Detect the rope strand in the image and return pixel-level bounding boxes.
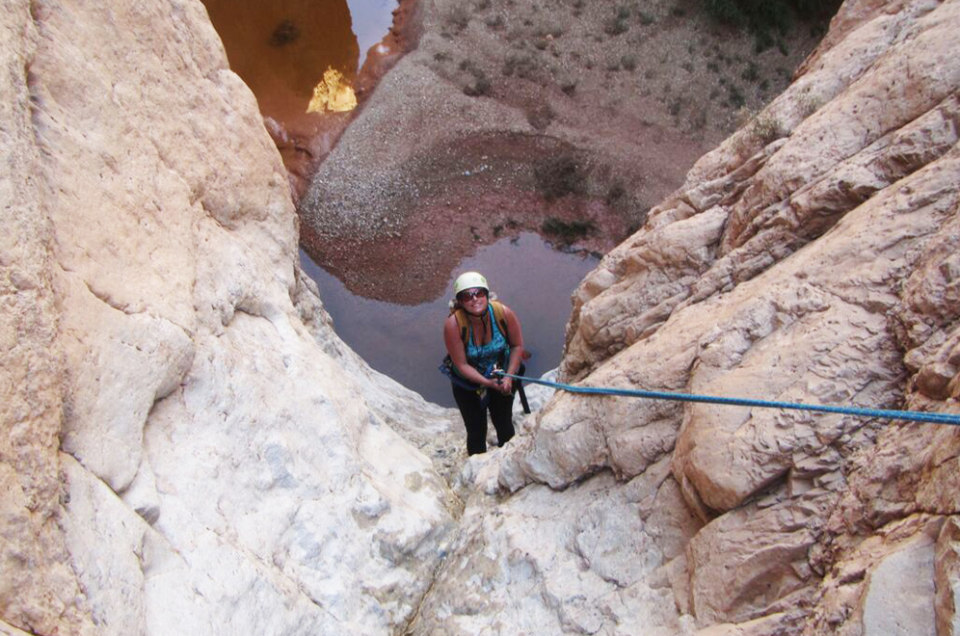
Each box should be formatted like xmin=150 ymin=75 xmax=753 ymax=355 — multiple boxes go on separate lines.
xmin=494 ymin=372 xmax=960 ymax=426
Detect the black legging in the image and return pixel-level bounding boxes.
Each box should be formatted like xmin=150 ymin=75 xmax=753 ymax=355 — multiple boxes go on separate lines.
xmin=452 ymin=383 xmax=515 ymax=455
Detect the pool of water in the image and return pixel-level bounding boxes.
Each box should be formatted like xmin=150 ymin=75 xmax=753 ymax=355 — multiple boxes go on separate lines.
xmin=300 ymin=233 xmax=599 ymax=407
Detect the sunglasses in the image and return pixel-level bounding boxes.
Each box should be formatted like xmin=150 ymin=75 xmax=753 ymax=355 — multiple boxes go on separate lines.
xmin=458 ymin=288 xmax=488 ymax=301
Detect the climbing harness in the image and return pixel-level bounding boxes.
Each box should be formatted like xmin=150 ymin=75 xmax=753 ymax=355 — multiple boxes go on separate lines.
xmin=493 ymin=371 xmax=960 ymax=426
xmin=439 ymin=359 xmax=531 ymax=413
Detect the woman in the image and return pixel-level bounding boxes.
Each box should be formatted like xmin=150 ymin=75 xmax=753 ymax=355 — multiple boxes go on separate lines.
xmin=443 ymin=271 xmax=525 ymax=455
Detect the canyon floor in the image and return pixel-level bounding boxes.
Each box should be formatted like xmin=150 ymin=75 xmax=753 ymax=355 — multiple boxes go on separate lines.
xmin=296 ymin=0 xmax=835 ymax=304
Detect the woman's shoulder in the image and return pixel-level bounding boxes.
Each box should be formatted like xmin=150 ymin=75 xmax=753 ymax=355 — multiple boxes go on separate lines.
xmin=493 ymin=300 xmax=515 ymax=316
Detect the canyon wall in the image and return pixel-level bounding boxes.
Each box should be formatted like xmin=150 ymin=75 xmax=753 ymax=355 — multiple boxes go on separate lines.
xmin=0 ymin=1 xmax=463 ymax=634
xmin=3 ymin=0 xmax=960 ymax=634
xmin=418 ymin=0 xmax=960 ymax=633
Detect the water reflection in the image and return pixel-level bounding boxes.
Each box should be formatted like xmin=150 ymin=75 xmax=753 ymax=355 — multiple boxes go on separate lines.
xmin=201 ymin=0 xmax=400 ymax=197
xmin=300 ymin=234 xmax=599 ymax=406
xmin=201 ymin=0 xmax=359 ymax=125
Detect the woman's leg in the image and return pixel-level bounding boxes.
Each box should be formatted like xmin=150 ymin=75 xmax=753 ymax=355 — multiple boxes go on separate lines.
xmin=487 ymin=390 xmax=515 ymax=447
xmin=452 ymin=384 xmax=488 ymax=455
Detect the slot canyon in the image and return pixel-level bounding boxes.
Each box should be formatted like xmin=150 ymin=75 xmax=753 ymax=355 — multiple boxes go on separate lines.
xmin=2 ymin=0 xmax=959 ymax=634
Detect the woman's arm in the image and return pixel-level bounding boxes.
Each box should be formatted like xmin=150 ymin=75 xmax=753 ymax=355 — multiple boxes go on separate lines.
xmin=443 ymin=315 xmax=500 ymax=389
xmin=500 ymin=305 xmax=525 ymax=394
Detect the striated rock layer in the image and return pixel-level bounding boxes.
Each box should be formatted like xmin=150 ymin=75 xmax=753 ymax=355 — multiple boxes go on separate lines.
xmin=1 ymin=0 xmax=463 ymax=634
xmin=416 ymin=0 xmax=960 ymax=633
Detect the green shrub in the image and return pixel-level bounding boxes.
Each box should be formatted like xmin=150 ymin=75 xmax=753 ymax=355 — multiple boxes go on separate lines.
xmin=605 ymin=182 xmax=626 ymax=205
xmin=534 ymin=155 xmax=586 ymax=201
xmin=445 ymin=6 xmax=470 ymax=34
xmin=726 ymin=84 xmax=746 ymax=108
xmin=750 ymin=112 xmax=783 ymax=144
xmin=503 ymin=53 xmax=541 ymax=80
xmin=485 ymin=15 xmax=505 ymax=29
xmin=541 ymin=217 xmax=595 ymax=242
xmin=702 ymin=0 xmax=841 ymax=42
xmin=460 ymin=60 xmax=491 ymax=96
xmin=668 ymin=97 xmax=683 ymax=116
xmin=604 ymin=17 xmax=629 ymax=35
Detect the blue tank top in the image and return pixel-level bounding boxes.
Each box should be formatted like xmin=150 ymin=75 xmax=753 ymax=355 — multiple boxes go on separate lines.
xmin=465 ymin=305 xmax=509 ymax=375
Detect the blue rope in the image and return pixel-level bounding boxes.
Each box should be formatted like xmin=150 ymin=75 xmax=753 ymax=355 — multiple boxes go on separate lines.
xmin=495 ymin=372 xmax=960 ymax=427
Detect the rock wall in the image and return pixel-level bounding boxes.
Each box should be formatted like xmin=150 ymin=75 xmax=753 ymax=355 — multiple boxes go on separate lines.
xmin=4 ymin=0 xmax=960 ymax=634
xmin=0 ymin=1 xmax=463 ymax=634
xmin=417 ymin=0 xmax=959 ymax=633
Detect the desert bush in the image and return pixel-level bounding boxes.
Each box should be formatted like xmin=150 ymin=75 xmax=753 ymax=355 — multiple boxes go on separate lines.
xmin=464 ymin=74 xmax=491 ymax=96
xmin=690 ymin=107 xmax=708 ymax=130
xmin=503 ymin=53 xmax=541 ymax=80
xmin=796 ymin=89 xmax=823 ymax=118
xmin=527 ymin=104 xmax=555 ymax=131
xmin=445 ymin=5 xmax=470 ymax=34
xmin=534 ymin=155 xmax=586 ymax=201
xmin=558 ymin=76 xmax=577 ymax=95
xmin=702 ymin=0 xmax=841 ymax=34
xmin=604 ymin=4 xmax=633 ymax=35
xmin=541 ymin=217 xmax=595 ymax=242
xmin=485 ymin=15 xmax=505 ymax=29
xmin=604 ymin=17 xmax=629 ymax=36
xmin=668 ymin=97 xmax=683 ymax=116
xmin=460 ymin=60 xmax=491 ymax=96
xmin=605 ymin=182 xmax=626 ymax=205
xmin=704 ymin=0 xmax=838 ymax=58
xmin=750 ymin=112 xmax=784 ymax=144
xmin=726 ymin=83 xmax=746 ymax=108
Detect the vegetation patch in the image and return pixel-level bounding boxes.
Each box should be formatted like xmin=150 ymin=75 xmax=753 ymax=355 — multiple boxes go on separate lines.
xmin=605 ymin=182 xmax=626 ymax=205
xmin=541 ymin=217 xmax=596 ymax=243
xmin=460 ymin=60 xmax=491 ymax=96
xmin=750 ymin=112 xmax=784 ymax=144
xmin=604 ymin=5 xmax=633 ymax=36
xmin=534 ymin=155 xmax=586 ymax=201
xmin=444 ymin=5 xmax=471 ymax=35
xmin=503 ymin=53 xmax=542 ymax=81
xmin=702 ymin=0 xmax=841 ymax=52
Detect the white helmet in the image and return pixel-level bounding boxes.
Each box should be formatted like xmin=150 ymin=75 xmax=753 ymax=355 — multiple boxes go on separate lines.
xmin=453 ymin=271 xmax=489 ymax=295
